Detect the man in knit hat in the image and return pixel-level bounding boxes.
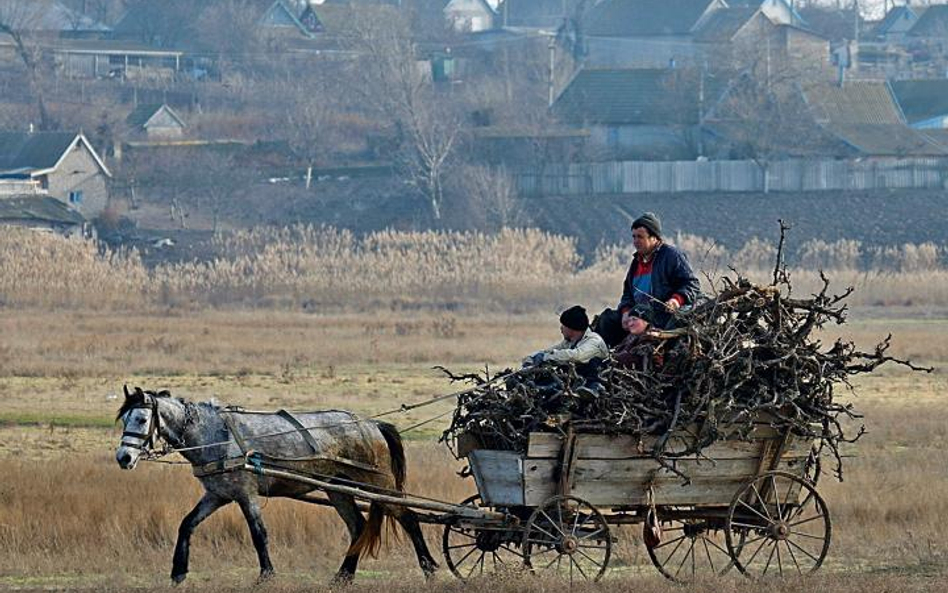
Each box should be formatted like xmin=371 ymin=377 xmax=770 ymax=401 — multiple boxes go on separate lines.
xmin=524 ymin=305 xmax=609 ymax=371
xmin=617 ymin=212 xmax=700 ymax=330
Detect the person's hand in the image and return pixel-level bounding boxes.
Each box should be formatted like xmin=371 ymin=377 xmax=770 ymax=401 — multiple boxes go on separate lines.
xmin=665 ymin=298 xmax=681 ymax=312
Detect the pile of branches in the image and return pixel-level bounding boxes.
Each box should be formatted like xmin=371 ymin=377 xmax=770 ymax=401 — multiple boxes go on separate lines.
xmin=441 ymin=230 xmax=929 ymax=481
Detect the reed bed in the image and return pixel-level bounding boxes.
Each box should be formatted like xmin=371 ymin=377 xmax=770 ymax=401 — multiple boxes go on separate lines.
xmin=1 ymin=226 xmax=946 ymax=312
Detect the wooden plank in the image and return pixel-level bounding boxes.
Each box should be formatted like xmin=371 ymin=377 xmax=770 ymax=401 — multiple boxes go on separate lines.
xmin=523 ymin=457 xmax=810 ymax=508
xmin=468 ymin=450 xmax=524 ymax=506
xmin=527 ymin=432 xmax=813 ymax=462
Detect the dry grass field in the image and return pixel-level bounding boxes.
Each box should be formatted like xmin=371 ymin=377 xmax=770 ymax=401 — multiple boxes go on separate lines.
xmin=0 ymin=307 xmax=946 ymax=592
xmin=2 ymin=227 xmax=948 ymax=591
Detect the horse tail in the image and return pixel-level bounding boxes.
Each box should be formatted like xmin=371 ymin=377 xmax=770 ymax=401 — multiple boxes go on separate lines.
xmin=348 ymin=421 xmax=406 ymax=558
xmin=376 ymin=421 xmax=406 ymax=491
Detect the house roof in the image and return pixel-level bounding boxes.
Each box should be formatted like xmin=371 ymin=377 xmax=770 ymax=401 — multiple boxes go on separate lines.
xmin=890 ymin=79 xmax=948 ymax=125
xmin=301 ymin=4 xmax=401 ymax=35
xmin=908 ymin=5 xmax=948 ymax=37
xmin=0 ymin=132 xmax=111 ymax=177
xmin=126 ymin=104 xmax=186 ymax=129
xmin=495 ymin=0 xmax=581 ymax=29
xmin=553 ymin=68 xmax=710 ymax=125
xmin=827 ymin=123 xmax=948 ymax=156
xmin=804 ymin=81 xmax=905 ymax=126
xmin=692 ymin=7 xmax=759 ymax=42
xmin=0 ymin=196 xmax=85 ymax=225
xmin=113 ymin=0 xmax=311 ymax=48
xmin=583 ymin=0 xmax=717 ymax=37
xmin=32 ymin=1 xmax=111 ymax=33
xmin=875 ymin=5 xmax=922 ymax=35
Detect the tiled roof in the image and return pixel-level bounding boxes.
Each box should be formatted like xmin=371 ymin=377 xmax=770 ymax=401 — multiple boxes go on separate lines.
xmin=583 ymin=0 xmax=716 ymax=37
xmin=0 ymin=132 xmax=78 ymax=173
xmin=890 ymin=79 xmax=948 ymax=124
xmin=804 ymin=82 xmax=904 ymax=126
xmin=553 ymin=68 xmax=706 ymax=125
xmin=692 ymin=7 xmax=759 ymax=42
xmin=125 ymin=104 xmax=185 ymax=129
xmin=0 ymin=196 xmax=85 ymax=225
xmin=827 ymin=124 xmax=948 ymax=156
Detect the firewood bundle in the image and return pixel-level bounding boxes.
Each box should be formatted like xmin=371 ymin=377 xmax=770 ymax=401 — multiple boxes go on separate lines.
xmin=441 ymin=270 xmax=928 ymax=481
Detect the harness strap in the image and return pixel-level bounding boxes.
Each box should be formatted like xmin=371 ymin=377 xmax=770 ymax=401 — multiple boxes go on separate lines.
xmin=192 ymin=457 xmax=246 ymax=478
xmin=220 ymin=412 xmax=251 ymax=455
xmin=277 ymin=409 xmax=322 ymax=455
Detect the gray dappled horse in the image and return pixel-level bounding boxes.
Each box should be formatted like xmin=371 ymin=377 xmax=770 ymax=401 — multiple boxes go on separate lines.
xmin=115 ymin=386 xmax=438 ymax=584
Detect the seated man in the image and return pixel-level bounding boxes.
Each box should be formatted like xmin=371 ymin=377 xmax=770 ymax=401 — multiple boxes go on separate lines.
xmin=524 ymin=305 xmax=609 ymax=392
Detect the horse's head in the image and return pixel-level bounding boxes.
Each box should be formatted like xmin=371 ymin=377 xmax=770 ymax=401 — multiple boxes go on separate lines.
xmin=115 ymin=385 xmax=165 ymax=469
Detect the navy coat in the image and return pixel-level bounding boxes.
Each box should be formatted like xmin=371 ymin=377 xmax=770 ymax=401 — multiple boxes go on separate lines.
xmin=618 ymin=243 xmax=700 ymax=328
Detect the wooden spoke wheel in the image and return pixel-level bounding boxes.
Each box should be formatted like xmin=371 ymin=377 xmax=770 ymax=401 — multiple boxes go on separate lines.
xmin=522 ymin=495 xmax=611 ymax=583
xmin=725 ymin=471 xmax=831 ymax=578
xmin=442 ymin=495 xmax=526 ymax=580
xmin=644 ymin=511 xmax=740 ymax=582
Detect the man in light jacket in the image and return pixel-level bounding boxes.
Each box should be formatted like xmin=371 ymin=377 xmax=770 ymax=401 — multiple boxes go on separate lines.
xmin=524 ymin=306 xmax=609 ymax=391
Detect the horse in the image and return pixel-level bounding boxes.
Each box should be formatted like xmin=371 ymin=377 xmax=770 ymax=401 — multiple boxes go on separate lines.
xmin=114 ymin=386 xmax=438 ymax=585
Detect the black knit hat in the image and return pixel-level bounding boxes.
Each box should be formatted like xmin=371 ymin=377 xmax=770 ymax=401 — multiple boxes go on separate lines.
xmin=632 ymin=212 xmax=662 ymax=238
xmin=559 ymin=305 xmax=589 ymax=332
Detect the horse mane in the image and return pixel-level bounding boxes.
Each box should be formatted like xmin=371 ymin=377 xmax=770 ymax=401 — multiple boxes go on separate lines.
xmin=114 ymin=386 xmax=172 ymax=420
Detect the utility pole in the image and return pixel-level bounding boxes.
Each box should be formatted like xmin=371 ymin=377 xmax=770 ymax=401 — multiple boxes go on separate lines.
xmin=853 ymin=0 xmax=860 ymax=74
xmin=548 ymin=36 xmax=556 ymax=107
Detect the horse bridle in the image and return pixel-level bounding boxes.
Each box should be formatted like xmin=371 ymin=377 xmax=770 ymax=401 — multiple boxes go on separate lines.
xmin=121 ymin=394 xmax=161 ymax=453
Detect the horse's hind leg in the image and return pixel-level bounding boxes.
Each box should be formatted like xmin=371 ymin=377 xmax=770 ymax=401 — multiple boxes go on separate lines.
xmin=171 ymin=493 xmax=228 ymax=584
xmin=236 ymin=496 xmax=275 ymax=581
xmin=391 ymin=507 xmax=438 ymax=578
xmin=328 ymin=492 xmax=366 ymax=584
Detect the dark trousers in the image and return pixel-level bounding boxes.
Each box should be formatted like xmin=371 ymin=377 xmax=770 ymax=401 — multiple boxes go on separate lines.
xmin=592 ymin=308 xmax=627 ymax=348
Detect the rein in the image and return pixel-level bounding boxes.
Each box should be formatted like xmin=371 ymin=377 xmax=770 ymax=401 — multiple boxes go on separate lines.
xmin=132 ymin=370 xmax=517 ymax=462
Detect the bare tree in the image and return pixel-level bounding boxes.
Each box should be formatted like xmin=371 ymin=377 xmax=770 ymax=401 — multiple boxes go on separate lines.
xmin=342 ymin=9 xmax=464 ymax=220
xmin=451 ymin=164 xmax=527 ymax=229
xmin=0 ymin=0 xmax=55 ymax=129
xmin=196 ymin=0 xmax=264 ymax=74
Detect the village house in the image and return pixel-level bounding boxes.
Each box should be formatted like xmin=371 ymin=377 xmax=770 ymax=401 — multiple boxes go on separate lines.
xmin=443 ymin=0 xmax=496 ymax=33
xmin=0 ymin=196 xmax=88 ymax=237
xmin=802 ymin=80 xmax=948 ymax=157
xmin=125 ymin=104 xmax=187 ymax=140
xmin=494 ymin=0 xmax=584 ymax=30
xmin=552 ymin=67 xmax=716 ymax=160
xmin=0 ymin=131 xmax=112 ymax=219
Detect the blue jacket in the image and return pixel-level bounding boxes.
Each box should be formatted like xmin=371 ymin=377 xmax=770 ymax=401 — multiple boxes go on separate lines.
xmin=618 ymin=243 xmax=700 ymax=328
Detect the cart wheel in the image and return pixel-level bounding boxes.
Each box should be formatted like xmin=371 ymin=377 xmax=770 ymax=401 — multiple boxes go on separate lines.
xmin=644 ymin=511 xmax=740 ymax=582
xmin=522 ymin=495 xmax=611 ymax=583
xmin=725 ymin=471 xmax=831 ymax=577
xmin=442 ymin=495 xmax=526 ymax=580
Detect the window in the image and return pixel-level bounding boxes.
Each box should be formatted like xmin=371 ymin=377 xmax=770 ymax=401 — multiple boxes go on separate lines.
xmin=68 ymin=191 xmax=83 ymax=204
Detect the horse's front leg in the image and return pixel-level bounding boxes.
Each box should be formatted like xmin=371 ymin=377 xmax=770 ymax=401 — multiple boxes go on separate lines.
xmin=237 ymin=497 xmax=275 ymax=581
xmin=172 ymin=493 xmax=228 ymax=584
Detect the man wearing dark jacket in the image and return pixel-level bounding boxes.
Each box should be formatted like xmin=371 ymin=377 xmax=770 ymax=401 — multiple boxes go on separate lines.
xmin=618 ymin=212 xmax=700 ymax=330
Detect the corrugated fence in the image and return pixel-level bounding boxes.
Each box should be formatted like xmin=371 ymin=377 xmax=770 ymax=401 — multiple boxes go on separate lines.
xmin=516 ymin=158 xmax=948 ymax=196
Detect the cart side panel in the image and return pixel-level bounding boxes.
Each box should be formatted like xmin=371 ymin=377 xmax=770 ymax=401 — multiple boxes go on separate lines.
xmin=527 ymin=432 xmax=812 ymax=460
xmin=468 ymin=449 xmax=524 ymax=506
xmin=523 ymin=432 xmax=813 ymax=508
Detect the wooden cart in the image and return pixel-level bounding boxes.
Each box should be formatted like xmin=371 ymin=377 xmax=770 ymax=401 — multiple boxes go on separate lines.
xmin=442 ymin=421 xmax=829 ymax=583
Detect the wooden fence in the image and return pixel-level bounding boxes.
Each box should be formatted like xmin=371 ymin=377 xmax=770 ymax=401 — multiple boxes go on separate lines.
xmin=516 ymin=158 xmax=948 ymax=196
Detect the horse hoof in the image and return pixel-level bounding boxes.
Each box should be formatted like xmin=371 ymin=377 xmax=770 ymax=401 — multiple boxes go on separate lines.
xmin=330 ymin=573 xmax=354 ymax=587
xmin=171 ymin=573 xmax=187 ymax=586
xmin=256 ymin=570 xmax=275 ymax=585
